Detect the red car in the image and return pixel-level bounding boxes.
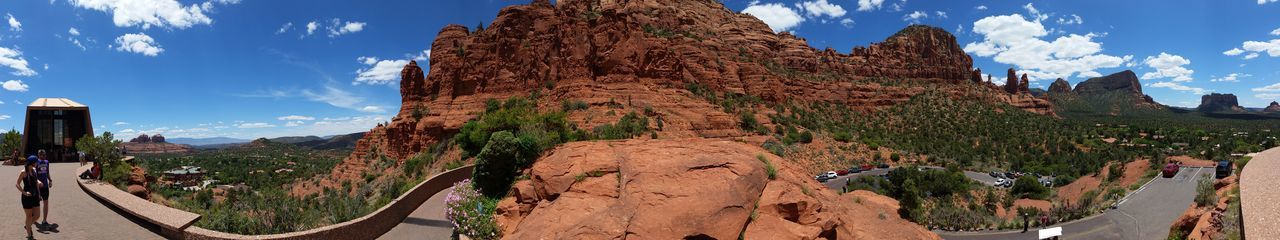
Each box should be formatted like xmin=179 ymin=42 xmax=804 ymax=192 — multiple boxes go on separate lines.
xmin=1162 ymin=163 xmax=1180 ymax=178
xmin=861 ymin=165 xmax=874 ymax=171
xmin=837 ymin=169 xmax=850 ymax=176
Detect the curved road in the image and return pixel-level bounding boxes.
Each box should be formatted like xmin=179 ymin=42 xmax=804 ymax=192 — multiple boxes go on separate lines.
xmin=0 ymin=163 xmax=164 ymax=240
xmin=939 ymin=167 xmax=1211 ymax=240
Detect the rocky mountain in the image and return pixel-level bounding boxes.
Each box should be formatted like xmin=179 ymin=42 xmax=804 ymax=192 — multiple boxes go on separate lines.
xmin=1198 ymin=93 xmax=1246 ymax=113
xmin=1072 ymin=70 xmax=1147 ymax=97
xmin=166 ymin=137 xmax=249 ymax=146
xmin=294 ymin=132 xmax=365 ymax=150
xmin=1048 ymin=78 xmax=1071 ymax=94
xmin=1264 ymin=101 xmax=1280 ymax=113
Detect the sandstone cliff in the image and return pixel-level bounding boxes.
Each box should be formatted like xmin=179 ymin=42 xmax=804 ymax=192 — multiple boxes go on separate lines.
xmin=1198 ymin=93 xmax=1245 ymax=113
xmin=1264 ymin=101 xmax=1280 ymax=113
xmin=1048 ymin=78 xmax=1071 ymax=95
xmin=495 ymin=139 xmax=939 ymax=240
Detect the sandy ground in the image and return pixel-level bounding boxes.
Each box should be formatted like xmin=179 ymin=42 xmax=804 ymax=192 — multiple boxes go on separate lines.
xmin=1169 ymin=155 xmax=1217 ymax=167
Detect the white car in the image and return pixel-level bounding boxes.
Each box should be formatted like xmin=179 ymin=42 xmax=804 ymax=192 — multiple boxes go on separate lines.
xmin=824 ymin=171 xmax=838 ymax=179
xmin=994 ymin=178 xmax=1010 ymax=187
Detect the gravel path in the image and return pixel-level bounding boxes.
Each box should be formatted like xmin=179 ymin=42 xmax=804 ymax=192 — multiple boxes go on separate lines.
xmin=1241 ymin=147 xmax=1280 ymax=239
xmin=0 ymin=163 xmax=163 ymax=240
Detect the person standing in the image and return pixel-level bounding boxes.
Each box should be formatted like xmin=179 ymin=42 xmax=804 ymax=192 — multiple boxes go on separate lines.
xmin=35 ymin=150 xmax=51 ymax=227
xmin=16 ymin=160 xmax=43 ymax=240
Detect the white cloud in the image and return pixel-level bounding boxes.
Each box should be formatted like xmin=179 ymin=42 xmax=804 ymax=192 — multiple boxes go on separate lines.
xmin=0 ymin=47 xmax=36 ymax=76
xmin=68 ymin=27 xmax=80 ymax=36
xmin=301 ymin=85 xmax=369 ymax=112
xmin=1056 ymin=14 xmax=1082 ymax=25
xmin=284 ymin=121 xmax=304 ymax=127
xmin=236 ymin=122 xmax=275 ymax=129
xmin=964 ymin=14 xmax=1129 ymax=81
xmin=114 ymin=33 xmax=164 ymax=56
xmin=276 ymin=115 xmax=314 ymax=121
xmin=903 ymin=11 xmax=928 ymax=23
xmin=1260 ymin=0 xmax=1278 ymax=5
xmin=796 ymin=0 xmax=846 ymax=18
xmin=1237 ymin=39 xmax=1280 ymax=57
xmin=2 ymin=80 xmax=27 ymax=92
xmin=1210 ymin=73 xmax=1250 ymax=82
xmin=742 ymin=2 xmax=805 ymax=33
xmin=355 ymin=58 xmax=409 ymax=85
xmin=840 ymin=18 xmax=854 ymax=28
xmin=1245 ymin=53 xmax=1260 ymax=60
xmin=114 ymin=121 xmax=128 ymax=125
xmin=975 ymin=5 xmax=988 ymax=10
xmin=1149 ymin=81 xmax=1208 ymax=95
xmin=935 ymin=11 xmax=948 ymax=19
xmin=857 ymin=0 xmax=886 ymax=11
xmin=1224 ymin=48 xmax=1244 ymax=56
xmin=1272 ymin=27 xmax=1280 ymax=36
xmin=1022 ymin=3 xmax=1049 ymax=22
xmin=412 ymin=50 xmax=430 ymax=61
xmin=69 ymin=0 xmax=225 ymax=29
xmin=0 ymin=115 xmax=9 ymax=120
xmin=275 ymin=22 xmax=292 ymax=34
xmin=6 ymin=14 xmax=21 ymax=32
xmin=305 ymin=21 xmax=318 ymax=35
xmin=1253 ymin=82 xmax=1280 ymax=92
xmin=359 ymin=106 xmax=385 ymax=113
xmin=1139 ymin=52 xmax=1194 ymax=82
xmin=326 ymin=19 xmax=365 ymax=37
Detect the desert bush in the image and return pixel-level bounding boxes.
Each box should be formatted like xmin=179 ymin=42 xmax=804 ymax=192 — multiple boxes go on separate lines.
xmin=473 ymin=131 xmax=521 ymax=197
xmin=1194 ymin=177 xmax=1217 ymax=207
xmin=756 ymin=154 xmax=776 ymax=180
xmin=1011 ymin=175 xmax=1049 ymax=200
xmin=593 ymin=111 xmax=650 ymax=140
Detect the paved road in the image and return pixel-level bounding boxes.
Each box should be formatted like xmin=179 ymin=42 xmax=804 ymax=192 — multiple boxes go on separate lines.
xmin=1242 ymin=147 xmax=1280 ymax=239
xmin=940 ymin=167 xmax=1211 ymax=240
xmin=378 ymin=186 xmax=455 ymax=240
xmin=0 ymin=163 xmax=164 ymax=240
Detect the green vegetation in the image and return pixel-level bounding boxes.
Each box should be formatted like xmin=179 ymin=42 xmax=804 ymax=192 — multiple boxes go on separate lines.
xmin=1011 ymin=175 xmax=1050 ymax=200
xmin=757 ymin=154 xmax=776 ymax=180
xmin=445 ymin=179 xmax=501 ymax=240
xmin=1194 ymin=176 xmax=1217 ymax=207
xmin=77 ymin=132 xmax=129 ymax=187
xmin=593 ymin=111 xmax=650 ymax=140
xmin=0 ymin=129 xmax=19 ymax=158
xmin=843 ymin=175 xmax=891 ymax=195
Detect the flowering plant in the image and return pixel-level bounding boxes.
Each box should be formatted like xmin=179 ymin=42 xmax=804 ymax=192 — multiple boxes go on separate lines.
xmin=444 ymin=179 xmax=501 ymax=239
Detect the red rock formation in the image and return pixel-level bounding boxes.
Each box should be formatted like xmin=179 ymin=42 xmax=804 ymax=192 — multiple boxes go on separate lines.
xmin=1265 ymin=101 xmax=1280 ymax=112
xmin=1005 ymin=68 xmax=1019 ymax=94
xmin=495 ymin=139 xmax=939 ymax=240
xmin=1048 ymin=78 xmax=1071 ymax=94
xmin=130 ymin=134 xmax=152 ymax=143
xmin=151 ymin=134 xmax=166 ymax=143
xmin=1019 ymin=73 xmax=1031 ymax=93
xmin=971 ymin=68 xmax=983 ymax=84
xmin=303 ymin=0 xmax=1056 ymax=196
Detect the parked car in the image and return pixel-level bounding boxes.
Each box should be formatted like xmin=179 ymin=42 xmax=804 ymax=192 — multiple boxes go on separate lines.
xmin=877 ymin=163 xmax=890 ymax=168
xmin=994 ymin=178 xmax=1011 ymax=187
xmin=1162 ymin=163 xmax=1180 ymax=178
xmin=815 ymin=174 xmax=830 ymax=182
xmin=848 ymin=167 xmax=863 ymax=174
xmin=837 ymin=169 xmax=850 ymax=176
xmin=861 ymin=165 xmax=874 ymax=171
xmin=1216 ymin=160 xmax=1233 ymax=179
xmin=989 ymin=171 xmax=1001 ymax=178
xmin=1039 ymin=178 xmax=1053 ymax=187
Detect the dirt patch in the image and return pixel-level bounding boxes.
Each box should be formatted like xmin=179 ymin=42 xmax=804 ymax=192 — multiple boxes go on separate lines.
xmin=1169 ymin=155 xmax=1217 ymax=167
xmin=1118 ymin=159 xmax=1151 ymax=187
xmin=998 ymin=198 xmax=1052 ymax=219
xmin=1056 ymin=173 xmax=1101 ymax=205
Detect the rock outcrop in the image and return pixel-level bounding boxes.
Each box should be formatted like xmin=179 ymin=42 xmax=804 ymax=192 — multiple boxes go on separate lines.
xmin=1047 ymin=78 xmax=1071 ymax=94
xmin=1198 ymin=93 xmax=1245 ymax=113
xmin=121 ymin=142 xmax=192 ymax=154
xmin=1005 ymin=68 xmax=1019 ymax=94
xmin=1072 ymin=70 xmax=1144 ymax=96
xmin=495 ymin=139 xmax=939 ymax=240
xmin=1265 ymin=101 xmax=1280 ymax=113
xmin=1019 ymin=73 xmax=1030 ymax=93
xmin=130 ymin=134 xmax=152 ymax=143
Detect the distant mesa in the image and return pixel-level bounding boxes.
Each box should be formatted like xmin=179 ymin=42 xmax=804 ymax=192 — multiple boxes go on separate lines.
xmin=1197 ymin=93 xmax=1246 ymax=113
xmin=1072 ymin=70 xmax=1146 ymax=97
xmin=122 ymin=134 xmax=191 ymax=154
xmin=1265 ymin=101 xmax=1280 ymax=113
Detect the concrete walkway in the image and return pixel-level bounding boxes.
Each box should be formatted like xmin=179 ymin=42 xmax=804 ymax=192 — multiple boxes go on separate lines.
xmin=0 ymin=163 xmax=163 ymax=240
xmin=378 ymin=186 xmax=455 ymax=240
xmin=1241 ymin=147 xmax=1280 ymax=239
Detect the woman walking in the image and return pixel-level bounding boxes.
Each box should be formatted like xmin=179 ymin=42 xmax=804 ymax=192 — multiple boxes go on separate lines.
xmin=15 ymin=160 xmax=43 ymax=240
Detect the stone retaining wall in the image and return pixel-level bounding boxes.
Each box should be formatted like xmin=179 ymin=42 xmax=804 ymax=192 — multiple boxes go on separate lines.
xmin=78 ymin=163 xmax=475 ymax=240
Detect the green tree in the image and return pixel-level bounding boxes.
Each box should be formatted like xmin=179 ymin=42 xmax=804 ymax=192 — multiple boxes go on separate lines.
xmin=1011 ymin=175 xmax=1049 ymax=200
xmin=472 ymin=131 xmax=521 ymax=197
xmin=76 ymin=132 xmax=126 ymax=184
xmin=0 ymin=128 xmax=20 ymax=160
xmin=899 ymin=179 xmax=922 ymax=221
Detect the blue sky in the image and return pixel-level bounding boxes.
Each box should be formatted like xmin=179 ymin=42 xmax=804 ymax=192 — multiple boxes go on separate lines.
xmin=0 ymin=0 xmax=1276 ymax=139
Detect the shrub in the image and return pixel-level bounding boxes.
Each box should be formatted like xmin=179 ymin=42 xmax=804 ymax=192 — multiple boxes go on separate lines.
xmin=832 ymin=131 xmax=852 ymax=142
xmin=898 ymin=179 xmax=923 ymax=221
xmin=77 ymin=132 xmax=126 ymax=184
xmin=473 ymin=131 xmax=521 ymax=197
xmin=403 ymin=152 xmax=434 ymax=178
xmin=1194 ymin=177 xmax=1217 ymax=207
xmin=593 ymin=111 xmax=650 ymax=140
xmin=797 ymin=131 xmax=814 ymax=143
xmin=0 ymin=129 xmax=18 ymax=159
xmin=739 ymin=111 xmax=759 ymax=131
xmin=757 ymin=154 xmax=776 ymax=180
xmin=444 ymin=179 xmax=501 ymax=240
xmin=1011 ymin=175 xmax=1050 ymax=200
xmin=561 ymin=100 xmax=589 ymax=112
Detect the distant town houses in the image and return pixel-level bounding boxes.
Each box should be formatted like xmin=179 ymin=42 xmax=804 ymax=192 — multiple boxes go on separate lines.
xmin=163 ymin=165 xmax=206 ymax=187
